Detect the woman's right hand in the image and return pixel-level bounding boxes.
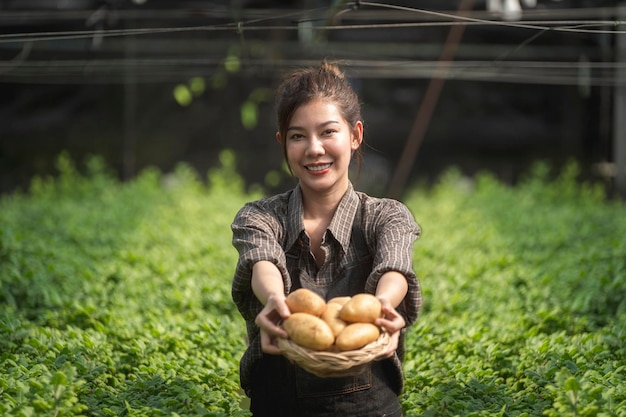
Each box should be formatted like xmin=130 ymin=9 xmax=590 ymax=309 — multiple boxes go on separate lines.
xmin=254 ymin=293 xmax=291 ymax=355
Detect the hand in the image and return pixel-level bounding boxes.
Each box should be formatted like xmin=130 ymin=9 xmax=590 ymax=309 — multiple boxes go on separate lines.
xmin=254 ymin=293 xmax=290 ymax=355
xmin=374 ymin=297 xmax=406 ymax=359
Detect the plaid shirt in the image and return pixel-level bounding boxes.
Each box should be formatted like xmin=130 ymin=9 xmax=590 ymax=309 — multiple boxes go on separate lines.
xmin=231 ymin=183 xmax=421 ymax=393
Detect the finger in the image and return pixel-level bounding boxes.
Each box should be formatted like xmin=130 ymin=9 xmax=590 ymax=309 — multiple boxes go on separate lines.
xmin=273 ymin=325 xmax=289 ymax=338
xmin=376 ymin=316 xmax=405 ymax=333
xmin=266 ymin=297 xmax=291 ymax=319
xmin=263 ymin=343 xmax=283 ymax=355
xmin=375 ymin=333 xmax=399 ymax=360
xmin=385 ymin=332 xmax=400 ymax=358
xmin=262 ymin=318 xmax=289 ymax=338
xmin=380 ymin=303 xmax=401 ymax=320
xmin=275 ymin=301 xmax=292 ymax=320
xmin=260 ymin=330 xmax=283 ymax=355
xmin=377 ymin=305 xmax=405 ymax=330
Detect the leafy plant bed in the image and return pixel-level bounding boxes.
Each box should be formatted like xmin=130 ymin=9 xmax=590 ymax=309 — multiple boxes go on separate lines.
xmin=1 ymin=154 xmax=624 ymax=416
xmin=402 ymin=164 xmax=626 ymax=417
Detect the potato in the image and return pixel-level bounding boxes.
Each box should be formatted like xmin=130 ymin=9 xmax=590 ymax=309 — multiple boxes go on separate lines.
xmin=327 ymin=296 xmax=351 ymax=307
xmin=286 ymin=288 xmax=326 ymax=316
xmin=339 ymin=293 xmax=382 ymax=323
xmin=335 ymin=323 xmax=381 ymax=351
xmin=283 ymin=313 xmax=335 ymax=351
xmin=321 ymin=302 xmax=348 ymax=337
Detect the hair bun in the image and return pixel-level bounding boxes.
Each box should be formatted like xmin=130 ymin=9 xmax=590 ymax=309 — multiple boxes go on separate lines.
xmin=320 ymin=60 xmax=346 ymax=80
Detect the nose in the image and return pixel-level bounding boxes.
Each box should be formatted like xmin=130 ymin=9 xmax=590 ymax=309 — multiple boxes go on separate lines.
xmin=305 ymin=136 xmax=325 ymax=157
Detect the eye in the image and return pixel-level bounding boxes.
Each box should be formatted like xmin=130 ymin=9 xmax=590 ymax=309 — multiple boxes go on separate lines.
xmin=289 ymin=133 xmax=305 ymax=141
xmin=321 ymin=129 xmax=337 ymax=136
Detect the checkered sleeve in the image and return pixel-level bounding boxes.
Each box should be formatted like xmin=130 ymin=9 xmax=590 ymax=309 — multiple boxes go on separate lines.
xmin=364 ymin=199 xmax=422 ymax=325
xmin=231 ymin=200 xmax=290 ymax=323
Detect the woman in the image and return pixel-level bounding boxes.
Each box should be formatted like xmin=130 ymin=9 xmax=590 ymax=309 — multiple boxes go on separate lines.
xmin=231 ymin=61 xmax=421 ymax=416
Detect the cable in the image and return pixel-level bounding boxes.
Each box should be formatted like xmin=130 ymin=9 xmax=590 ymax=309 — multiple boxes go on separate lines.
xmin=0 ymin=4 xmax=625 ymax=44
xmin=0 ymin=5 xmax=621 ymax=21
xmin=0 ymin=2 xmax=623 ymax=86
xmin=0 ymin=57 xmax=622 ymax=86
xmin=0 ymin=19 xmax=624 ymax=45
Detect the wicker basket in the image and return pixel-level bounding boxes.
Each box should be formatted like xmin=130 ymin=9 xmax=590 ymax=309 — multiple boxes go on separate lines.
xmin=276 ymin=331 xmax=391 ymax=378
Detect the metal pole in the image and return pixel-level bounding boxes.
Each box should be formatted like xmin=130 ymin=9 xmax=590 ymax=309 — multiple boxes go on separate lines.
xmin=123 ymin=23 xmax=137 ymax=181
xmin=387 ymin=0 xmax=475 ymax=199
xmin=615 ymin=3 xmax=626 ymax=199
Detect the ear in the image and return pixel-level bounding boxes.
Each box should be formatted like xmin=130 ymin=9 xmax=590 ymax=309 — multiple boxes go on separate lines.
xmin=351 ymin=121 xmax=363 ymax=151
xmin=276 ymin=131 xmax=283 ymax=145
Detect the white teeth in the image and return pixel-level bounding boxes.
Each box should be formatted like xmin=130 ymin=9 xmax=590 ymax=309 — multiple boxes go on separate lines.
xmin=307 ymin=163 xmax=331 ymax=172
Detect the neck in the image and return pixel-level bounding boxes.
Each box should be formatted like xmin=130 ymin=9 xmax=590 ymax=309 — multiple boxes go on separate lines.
xmin=300 ymin=181 xmax=349 ymax=220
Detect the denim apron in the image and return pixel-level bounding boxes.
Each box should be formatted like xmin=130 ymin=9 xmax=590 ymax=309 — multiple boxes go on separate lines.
xmin=248 ymin=206 xmax=404 ymax=417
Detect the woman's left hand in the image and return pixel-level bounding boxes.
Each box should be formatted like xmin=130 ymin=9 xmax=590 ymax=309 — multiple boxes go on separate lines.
xmin=374 ymin=298 xmax=406 ymax=359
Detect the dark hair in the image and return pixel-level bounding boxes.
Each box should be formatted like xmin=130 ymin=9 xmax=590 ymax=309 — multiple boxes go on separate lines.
xmin=275 ymin=60 xmax=363 ymax=178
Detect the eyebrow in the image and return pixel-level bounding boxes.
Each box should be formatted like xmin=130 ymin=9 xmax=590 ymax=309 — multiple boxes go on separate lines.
xmin=286 ymin=120 xmax=340 ymax=132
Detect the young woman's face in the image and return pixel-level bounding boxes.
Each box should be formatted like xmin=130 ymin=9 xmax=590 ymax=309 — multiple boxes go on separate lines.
xmin=278 ymin=99 xmax=362 ymax=196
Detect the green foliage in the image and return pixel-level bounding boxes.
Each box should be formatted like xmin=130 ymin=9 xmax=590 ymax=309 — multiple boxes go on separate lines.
xmin=401 ymin=161 xmax=626 ymax=416
xmin=240 ymin=88 xmax=273 ymax=130
xmin=1 ymin=156 xmax=624 ymax=416
xmin=1 ymin=152 xmax=253 ymax=416
xmin=173 ymin=78 xmax=208 ymax=107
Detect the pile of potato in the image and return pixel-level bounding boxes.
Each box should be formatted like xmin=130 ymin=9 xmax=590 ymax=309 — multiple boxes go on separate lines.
xmin=282 ymin=288 xmax=383 ymax=352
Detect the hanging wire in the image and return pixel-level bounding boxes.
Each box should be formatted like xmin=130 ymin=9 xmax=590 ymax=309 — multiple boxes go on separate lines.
xmin=0 ymin=17 xmax=624 ymax=43
xmin=0 ymin=2 xmax=625 ymax=44
xmin=353 ymin=1 xmax=625 ymax=32
xmin=0 ymin=58 xmax=621 ymax=86
xmin=0 ymin=2 xmax=623 ymax=85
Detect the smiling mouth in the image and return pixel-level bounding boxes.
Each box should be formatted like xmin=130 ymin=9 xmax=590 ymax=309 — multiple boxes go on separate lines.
xmin=306 ymin=163 xmax=332 ymax=172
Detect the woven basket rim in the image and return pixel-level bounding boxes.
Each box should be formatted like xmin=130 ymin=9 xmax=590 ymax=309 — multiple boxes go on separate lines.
xmin=277 ymin=331 xmax=391 ymax=378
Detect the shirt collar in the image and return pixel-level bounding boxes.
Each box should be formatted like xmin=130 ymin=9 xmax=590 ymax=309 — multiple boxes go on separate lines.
xmin=286 ymin=185 xmax=305 ymax=250
xmin=286 ymin=183 xmax=359 ymax=255
xmin=327 ymin=182 xmax=359 ymax=255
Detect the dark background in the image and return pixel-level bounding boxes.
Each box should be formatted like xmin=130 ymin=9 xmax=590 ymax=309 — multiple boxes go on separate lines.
xmin=0 ymin=0 xmax=622 ymax=198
